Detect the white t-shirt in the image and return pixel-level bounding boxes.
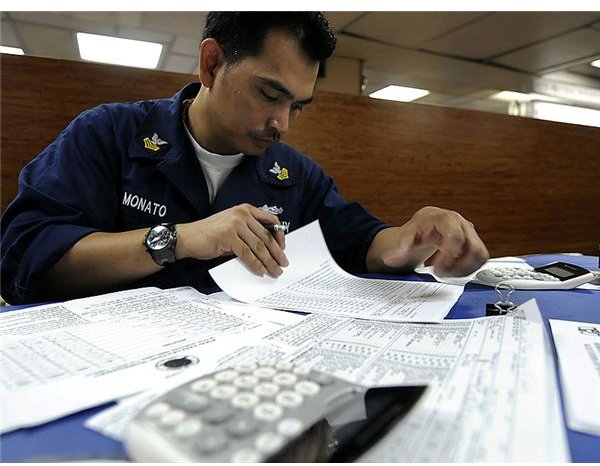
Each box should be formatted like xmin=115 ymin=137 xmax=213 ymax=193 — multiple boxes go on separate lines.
xmin=183 ymin=121 xmax=244 ymax=204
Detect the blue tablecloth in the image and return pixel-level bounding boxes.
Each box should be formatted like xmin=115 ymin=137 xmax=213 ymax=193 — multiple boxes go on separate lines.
xmin=1 ymin=254 xmax=599 ymax=462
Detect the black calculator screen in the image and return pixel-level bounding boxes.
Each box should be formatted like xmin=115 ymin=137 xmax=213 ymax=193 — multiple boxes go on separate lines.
xmin=544 ymin=266 xmax=576 ymax=278
xmin=534 ymin=262 xmax=589 ymax=281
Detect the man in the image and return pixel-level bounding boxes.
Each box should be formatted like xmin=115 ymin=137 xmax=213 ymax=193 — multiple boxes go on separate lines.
xmin=0 ymin=12 xmax=489 ymax=305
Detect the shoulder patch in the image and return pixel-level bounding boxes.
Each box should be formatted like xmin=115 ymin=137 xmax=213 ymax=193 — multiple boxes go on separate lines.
xmin=143 ymin=133 xmax=169 ymax=152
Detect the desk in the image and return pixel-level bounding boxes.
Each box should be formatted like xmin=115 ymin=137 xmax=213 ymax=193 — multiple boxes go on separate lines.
xmin=1 ymin=254 xmax=599 ymax=462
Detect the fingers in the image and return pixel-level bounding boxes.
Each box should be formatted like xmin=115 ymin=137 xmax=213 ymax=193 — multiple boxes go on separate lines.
xmin=433 ymin=218 xmax=489 ymax=277
xmin=220 ymin=204 xmax=289 ymax=278
xmin=242 ymin=219 xmax=289 ymax=276
xmin=377 ymin=206 xmax=489 ymax=277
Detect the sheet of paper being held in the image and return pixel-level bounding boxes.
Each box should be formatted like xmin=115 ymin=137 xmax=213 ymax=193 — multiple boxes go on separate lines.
xmin=210 ymin=220 xmax=464 ymax=323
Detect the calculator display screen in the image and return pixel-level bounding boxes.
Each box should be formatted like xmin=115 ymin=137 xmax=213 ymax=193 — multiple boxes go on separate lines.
xmin=534 ymin=262 xmax=589 ymax=281
xmin=544 ymin=266 xmax=576 ymax=278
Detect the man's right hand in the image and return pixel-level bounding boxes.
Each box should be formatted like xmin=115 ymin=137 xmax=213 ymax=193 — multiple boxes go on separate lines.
xmin=176 ymin=203 xmax=289 ymax=277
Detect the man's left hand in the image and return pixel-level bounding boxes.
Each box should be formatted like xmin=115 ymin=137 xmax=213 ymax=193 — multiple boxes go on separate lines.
xmin=367 ymin=206 xmax=490 ymax=277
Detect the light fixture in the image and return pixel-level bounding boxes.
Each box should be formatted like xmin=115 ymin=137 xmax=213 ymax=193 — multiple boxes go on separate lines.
xmin=76 ymin=32 xmax=162 ymax=69
xmin=591 ymin=59 xmax=600 ymax=69
xmin=0 ymin=45 xmax=24 ymax=55
xmin=489 ymin=90 xmax=559 ymax=103
xmin=529 ymin=101 xmax=600 ymax=128
xmin=369 ymin=85 xmax=430 ymax=102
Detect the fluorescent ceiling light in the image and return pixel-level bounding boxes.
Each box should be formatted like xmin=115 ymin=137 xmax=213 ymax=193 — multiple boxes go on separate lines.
xmin=369 ymin=85 xmax=430 ymax=102
xmin=77 ymin=32 xmax=162 ymax=69
xmin=490 ymin=90 xmax=559 ymax=103
xmin=0 ymin=46 xmax=24 ymax=55
xmin=530 ymin=101 xmax=600 ymax=128
xmin=591 ymin=59 xmax=600 ymax=69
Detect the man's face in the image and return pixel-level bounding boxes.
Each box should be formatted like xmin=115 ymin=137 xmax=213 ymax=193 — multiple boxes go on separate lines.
xmin=204 ymin=29 xmax=319 ymax=155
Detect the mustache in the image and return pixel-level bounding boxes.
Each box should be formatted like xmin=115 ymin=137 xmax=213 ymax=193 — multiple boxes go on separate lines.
xmin=253 ymin=129 xmax=281 ymax=143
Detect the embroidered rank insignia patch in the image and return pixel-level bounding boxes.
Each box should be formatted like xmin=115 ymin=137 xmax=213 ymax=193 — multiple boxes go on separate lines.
xmin=269 ymin=161 xmax=289 ymax=181
xmin=143 ymin=133 xmax=168 ymax=152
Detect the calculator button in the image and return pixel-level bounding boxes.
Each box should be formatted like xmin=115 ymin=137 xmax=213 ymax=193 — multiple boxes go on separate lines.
xmin=275 ymin=362 xmax=293 ymax=371
xmin=173 ymin=418 xmax=203 ymax=438
xmin=210 ymin=384 xmax=238 ymax=400
xmin=158 ymin=409 xmax=186 ymax=427
xmin=168 ymin=392 xmax=209 ymax=412
xmin=255 ymin=432 xmax=285 ymax=454
xmin=226 ymin=416 xmax=260 ymax=438
xmin=231 ymin=392 xmax=260 ymax=409
xmin=277 ymin=418 xmax=304 ymax=437
xmin=194 ymin=431 xmax=229 ymax=455
xmin=190 ymin=378 xmax=217 ymax=393
xmin=254 ymin=382 xmax=280 ymax=398
xmin=273 ymin=372 xmax=297 ymax=386
xmin=230 ymin=448 xmax=262 ymax=463
xmin=294 ymin=380 xmax=320 ymax=396
xmin=292 ymin=366 xmax=311 ymax=376
xmin=233 ymin=375 xmax=259 ymax=389
xmin=144 ymin=402 xmax=170 ymax=418
xmin=258 ymin=359 xmax=277 ymax=367
xmin=254 ymin=402 xmax=284 ymax=422
xmin=215 ymin=369 xmax=238 ymax=382
xmin=202 ymin=403 xmax=234 ymax=424
xmin=275 ymin=391 xmax=303 ymax=408
xmin=234 ymin=362 xmax=258 ymax=373
xmin=254 ymin=367 xmax=277 ymax=379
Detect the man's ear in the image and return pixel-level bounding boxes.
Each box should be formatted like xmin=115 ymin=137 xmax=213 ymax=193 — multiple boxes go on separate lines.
xmin=198 ymin=38 xmax=225 ymax=88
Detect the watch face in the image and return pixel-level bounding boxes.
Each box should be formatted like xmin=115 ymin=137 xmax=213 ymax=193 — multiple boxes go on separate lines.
xmin=146 ymin=225 xmax=172 ymax=251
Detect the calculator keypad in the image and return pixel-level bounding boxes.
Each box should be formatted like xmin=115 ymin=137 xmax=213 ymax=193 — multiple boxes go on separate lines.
xmin=476 ymin=267 xmax=560 ymax=284
xmin=129 ymin=362 xmax=363 ymax=462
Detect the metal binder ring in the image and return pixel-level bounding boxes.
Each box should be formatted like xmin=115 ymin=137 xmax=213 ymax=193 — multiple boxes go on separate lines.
xmin=494 ymin=282 xmax=516 ymax=313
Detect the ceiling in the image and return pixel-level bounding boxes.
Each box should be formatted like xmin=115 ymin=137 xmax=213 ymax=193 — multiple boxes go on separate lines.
xmin=2 ymin=11 xmax=600 ymax=115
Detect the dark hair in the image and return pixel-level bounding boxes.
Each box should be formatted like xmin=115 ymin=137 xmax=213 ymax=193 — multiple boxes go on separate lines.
xmin=202 ymin=12 xmax=336 ymax=66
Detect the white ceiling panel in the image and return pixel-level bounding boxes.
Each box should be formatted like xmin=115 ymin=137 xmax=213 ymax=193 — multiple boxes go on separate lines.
xmin=139 ymin=12 xmax=207 ymax=38
xmin=543 ymin=69 xmax=600 ymax=86
xmin=422 ymin=12 xmax=600 ymax=60
xmin=172 ymin=35 xmax=200 ymax=56
xmin=7 ymin=12 xmax=117 ymax=36
xmin=15 ymin=23 xmax=77 ymax=60
xmin=495 ymin=27 xmax=600 ymax=73
xmin=343 ymin=12 xmax=486 ymax=47
xmin=63 ymin=12 xmax=143 ymax=28
xmin=117 ymin=26 xmax=173 ymax=45
xmin=164 ymin=54 xmax=198 ymax=75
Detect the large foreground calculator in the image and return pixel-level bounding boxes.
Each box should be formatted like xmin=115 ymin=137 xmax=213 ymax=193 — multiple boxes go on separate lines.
xmin=125 ymin=361 xmax=426 ymax=462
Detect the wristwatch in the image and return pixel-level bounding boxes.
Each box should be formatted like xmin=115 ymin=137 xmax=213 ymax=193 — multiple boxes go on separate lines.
xmin=144 ymin=223 xmax=177 ymax=266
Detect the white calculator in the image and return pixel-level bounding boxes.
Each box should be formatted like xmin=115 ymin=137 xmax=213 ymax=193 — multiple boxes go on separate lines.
xmin=475 ymin=261 xmax=595 ymax=290
xmin=124 ymin=361 xmax=425 ymax=462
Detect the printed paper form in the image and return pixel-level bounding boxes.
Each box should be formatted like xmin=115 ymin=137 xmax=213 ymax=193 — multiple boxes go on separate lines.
xmin=550 ymin=319 xmax=600 ymax=436
xmin=88 ymin=299 xmax=568 ymax=462
xmin=0 ymin=287 xmax=286 ymax=434
xmin=231 ymin=300 xmax=568 ymax=462
xmin=210 ymin=220 xmax=464 ymax=323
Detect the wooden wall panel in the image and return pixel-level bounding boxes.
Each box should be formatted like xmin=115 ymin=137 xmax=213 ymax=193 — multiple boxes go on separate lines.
xmin=2 ymin=55 xmax=599 ymax=257
xmin=287 ymin=93 xmax=600 ymax=257
xmin=1 ymin=54 xmax=193 ymax=214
